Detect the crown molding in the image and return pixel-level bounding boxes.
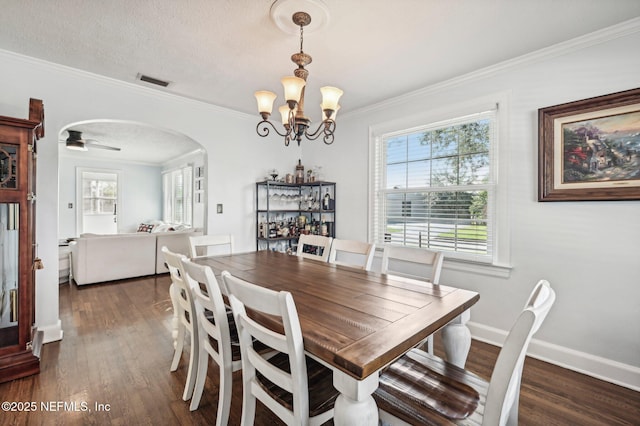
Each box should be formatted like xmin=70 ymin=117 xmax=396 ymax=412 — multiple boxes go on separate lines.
xmin=345 ymin=17 xmax=640 ymax=119
xmin=0 ymin=48 xmax=254 ymax=120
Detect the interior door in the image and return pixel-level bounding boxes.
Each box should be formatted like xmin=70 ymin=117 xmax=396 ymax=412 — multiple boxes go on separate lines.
xmin=77 ymin=169 xmax=119 ymax=235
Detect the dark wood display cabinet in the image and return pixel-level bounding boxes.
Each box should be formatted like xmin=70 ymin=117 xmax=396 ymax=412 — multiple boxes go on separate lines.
xmin=0 ymin=99 xmax=44 ymax=383
xmin=256 ymin=180 xmax=336 ymax=252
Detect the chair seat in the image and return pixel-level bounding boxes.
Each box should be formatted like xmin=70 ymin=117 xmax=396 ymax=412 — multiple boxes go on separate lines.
xmin=376 ymin=280 xmax=556 ymax=426
xmin=374 ymin=349 xmax=487 ymax=425
xmin=257 ymin=352 xmax=339 ymax=417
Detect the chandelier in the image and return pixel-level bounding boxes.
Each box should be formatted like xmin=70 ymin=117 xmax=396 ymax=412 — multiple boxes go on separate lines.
xmin=254 ymin=10 xmax=343 ymax=146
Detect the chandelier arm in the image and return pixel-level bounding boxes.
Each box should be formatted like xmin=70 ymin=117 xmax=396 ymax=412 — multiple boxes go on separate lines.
xmin=323 ymin=120 xmax=336 ymax=145
xmin=256 ymin=120 xmax=291 ymax=138
xmin=324 ymin=119 xmax=336 ymax=134
xmin=304 ymin=119 xmax=335 ymax=140
xmin=303 ymin=124 xmax=326 ymax=140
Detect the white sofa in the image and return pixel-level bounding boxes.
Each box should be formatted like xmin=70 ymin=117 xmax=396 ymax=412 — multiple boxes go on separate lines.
xmin=69 ymin=229 xmax=200 ymax=285
xmin=155 ymin=230 xmax=198 ymax=274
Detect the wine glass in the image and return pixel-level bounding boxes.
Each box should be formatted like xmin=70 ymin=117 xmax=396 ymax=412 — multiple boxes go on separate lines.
xmin=269 ymin=168 xmax=279 ymax=181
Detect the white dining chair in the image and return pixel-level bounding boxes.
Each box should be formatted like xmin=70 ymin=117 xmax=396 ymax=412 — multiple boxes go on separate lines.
xmin=381 ymin=245 xmax=444 ymax=284
xmin=296 ymin=234 xmax=333 ymax=262
xmin=374 ymin=280 xmax=556 ymax=426
xmin=327 ymin=238 xmax=375 ymax=271
xmin=179 ymin=258 xmax=241 ymax=420
xmin=162 ymin=246 xmax=199 ymax=402
xmin=380 ymin=245 xmax=444 ymax=353
xmin=222 ymin=271 xmax=339 ymax=426
xmin=189 ymin=234 xmax=234 ymax=259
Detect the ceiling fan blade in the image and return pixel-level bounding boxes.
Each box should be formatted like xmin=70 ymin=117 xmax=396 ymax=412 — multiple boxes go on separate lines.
xmin=84 ymin=140 xmax=121 ymax=151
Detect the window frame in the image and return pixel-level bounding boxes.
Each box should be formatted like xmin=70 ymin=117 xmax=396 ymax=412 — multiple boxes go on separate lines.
xmin=162 ymin=165 xmax=193 ymax=226
xmin=369 ymin=93 xmax=511 ymax=273
xmin=75 ymin=167 xmax=121 ymax=235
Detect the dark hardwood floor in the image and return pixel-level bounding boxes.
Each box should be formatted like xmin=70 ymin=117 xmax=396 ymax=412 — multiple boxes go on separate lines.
xmin=0 ymin=275 xmax=638 ymax=425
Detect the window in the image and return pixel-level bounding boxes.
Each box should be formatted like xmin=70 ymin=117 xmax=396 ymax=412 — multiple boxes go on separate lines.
xmin=76 ymin=168 xmax=120 ymax=235
xmin=162 ymin=166 xmax=193 ymax=225
xmin=371 ymin=103 xmax=505 ymax=265
xmin=82 ymin=173 xmax=117 ymax=216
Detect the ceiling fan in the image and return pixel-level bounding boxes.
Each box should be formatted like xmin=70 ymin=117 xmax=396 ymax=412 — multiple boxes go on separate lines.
xmin=62 ymin=130 xmax=121 ymax=151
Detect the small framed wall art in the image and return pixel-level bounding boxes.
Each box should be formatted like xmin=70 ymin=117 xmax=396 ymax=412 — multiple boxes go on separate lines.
xmin=538 ymin=87 xmax=640 ymax=201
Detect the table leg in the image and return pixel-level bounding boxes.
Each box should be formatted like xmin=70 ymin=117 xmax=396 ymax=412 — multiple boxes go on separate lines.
xmin=332 ymin=371 xmax=379 ymax=426
xmin=169 ymin=283 xmax=179 ymax=349
xmin=441 ymin=310 xmax=471 ymax=368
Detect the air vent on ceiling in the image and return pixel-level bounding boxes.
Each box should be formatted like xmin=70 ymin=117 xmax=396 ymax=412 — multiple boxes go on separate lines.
xmin=136 ymin=73 xmax=171 ymax=87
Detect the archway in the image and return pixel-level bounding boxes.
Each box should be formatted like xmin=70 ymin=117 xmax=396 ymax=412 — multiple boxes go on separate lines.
xmin=57 ymin=120 xmax=207 ymax=278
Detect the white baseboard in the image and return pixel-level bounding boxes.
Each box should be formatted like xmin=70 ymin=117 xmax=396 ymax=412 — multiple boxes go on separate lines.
xmin=468 ymin=321 xmax=640 ymax=392
xmin=38 ymin=319 xmax=64 ymax=344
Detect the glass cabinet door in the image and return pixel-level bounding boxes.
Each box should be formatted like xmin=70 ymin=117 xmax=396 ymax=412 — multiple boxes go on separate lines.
xmin=0 ymin=203 xmax=19 ymax=348
xmin=0 ymin=144 xmax=18 ymax=189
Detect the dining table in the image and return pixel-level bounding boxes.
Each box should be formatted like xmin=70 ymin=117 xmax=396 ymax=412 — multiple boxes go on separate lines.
xmin=193 ymin=249 xmax=479 ymax=426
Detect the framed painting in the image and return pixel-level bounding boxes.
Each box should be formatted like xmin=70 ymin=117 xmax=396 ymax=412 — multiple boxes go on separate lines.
xmin=538 ymin=88 xmax=640 ymax=201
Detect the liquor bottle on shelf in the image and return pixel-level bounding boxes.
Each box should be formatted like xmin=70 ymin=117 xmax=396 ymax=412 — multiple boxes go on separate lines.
xmin=295 ymin=159 xmax=305 ymax=183
xmin=323 ymin=188 xmax=331 ymax=210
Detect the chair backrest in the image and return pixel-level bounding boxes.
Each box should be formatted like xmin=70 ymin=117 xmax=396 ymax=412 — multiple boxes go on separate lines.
xmin=328 ymin=239 xmax=376 ymax=271
xmin=222 ymin=271 xmax=310 ymax=425
xmin=180 ymin=258 xmax=233 ymax=368
xmin=189 ymin=234 xmax=234 ymax=258
xmin=381 ymin=245 xmax=444 ymax=284
xmin=296 ymin=234 xmax=333 ymax=262
xmin=162 ymin=246 xmax=195 ymax=327
xmin=484 ymin=280 xmax=556 ymax=426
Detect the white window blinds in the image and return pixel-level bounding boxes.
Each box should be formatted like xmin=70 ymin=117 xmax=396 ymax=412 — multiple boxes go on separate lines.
xmin=162 ymin=166 xmax=193 ymax=225
xmin=372 ymin=108 xmax=498 ymax=263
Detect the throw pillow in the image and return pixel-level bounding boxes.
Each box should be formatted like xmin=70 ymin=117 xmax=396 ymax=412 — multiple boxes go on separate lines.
xmin=152 ymin=224 xmax=170 ymax=233
xmin=137 ymin=223 xmax=155 ymax=233
xmin=152 ymin=224 xmax=178 ymax=233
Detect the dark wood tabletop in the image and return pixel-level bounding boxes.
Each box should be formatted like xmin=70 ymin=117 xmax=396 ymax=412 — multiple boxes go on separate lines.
xmin=195 ymin=250 xmax=479 ymax=380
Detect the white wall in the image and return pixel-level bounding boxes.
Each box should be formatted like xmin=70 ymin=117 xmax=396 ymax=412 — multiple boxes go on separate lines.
xmin=305 ymin=22 xmax=640 ymax=389
xmin=58 ymin=155 xmax=162 ymax=237
xmin=0 ymin=50 xmax=301 ymax=346
xmin=1 ymin=19 xmax=638 ymax=390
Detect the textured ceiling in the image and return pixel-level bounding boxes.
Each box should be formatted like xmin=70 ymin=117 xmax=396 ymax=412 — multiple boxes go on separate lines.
xmin=3 ymin=0 xmax=640 ymax=163
xmin=57 ymin=121 xmax=203 ymax=165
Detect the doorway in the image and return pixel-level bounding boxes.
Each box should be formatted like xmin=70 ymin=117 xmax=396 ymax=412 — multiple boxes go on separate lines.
xmin=59 ymin=120 xmax=207 ymax=239
xmin=76 ymin=168 xmax=120 ymax=235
